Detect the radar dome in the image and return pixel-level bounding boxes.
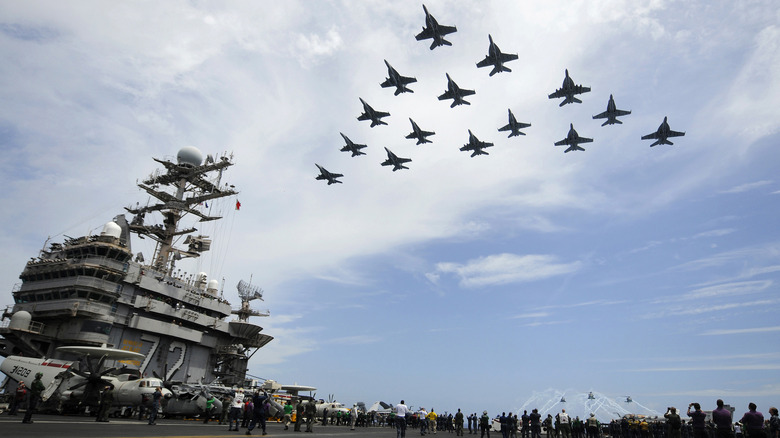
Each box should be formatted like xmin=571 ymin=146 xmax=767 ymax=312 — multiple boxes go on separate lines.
xmin=100 ymin=221 xmax=122 ymax=239
xmin=177 ymin=146 xmax=203 ymax=168
xmin=8 ymin=310 xmax=32 ymax=330
xmin=207 ymin=279 xmax=219 ymax=295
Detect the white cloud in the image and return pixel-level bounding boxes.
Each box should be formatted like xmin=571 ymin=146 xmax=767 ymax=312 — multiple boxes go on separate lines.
xmin=431 ymin=253 xmax=582 ymax=288
xmin=700 ymin=326 xmax=780 ymax=336
xmin=719 ymin=180 xmax=773 ymax=194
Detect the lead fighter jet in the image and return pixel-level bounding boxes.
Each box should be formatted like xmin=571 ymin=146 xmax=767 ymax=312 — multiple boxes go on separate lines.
xmin=357 ymin=97 xmax=390 ymax=127
xmin=592 ymin=94 xmax=631 ymax=126
xmin=381 ymin=60 xmax=417 ymax=95
xmin=339 ymin=132 xmax=367 ymax=156
xmin=548 ymin=69 xmax=591 ymax=106
xmin=476 ymin=35 xmax=518 ymax=76
xmin=554 ymin=123 xmax=593 ymax=153
xmin=498 ymin=109 xmax=531 ymax=137
xmin=405 ymin=118 xmax=435 ymax=145
xmin=415 ymin=4 xmax=457 ymax=50
xmin=460 ymin=130 xmax=494 ymax=157
xmin=381 ymin=147 xmax=411 ymax=171
xmin=641 ymin=116 xmax=685 ymax=146
xmin=438 ymin=73 xmax=475 ymax=107
xmin=315 ymin=164 xmax=343 ymax=185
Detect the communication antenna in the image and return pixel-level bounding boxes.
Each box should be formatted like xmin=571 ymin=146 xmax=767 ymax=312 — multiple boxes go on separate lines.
xmin=233 ymin=278 xmax=269 ymax=322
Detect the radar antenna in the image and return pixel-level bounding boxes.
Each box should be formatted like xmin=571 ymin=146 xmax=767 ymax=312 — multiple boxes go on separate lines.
xmin=233 ymin=279 xmax=269 ymax=321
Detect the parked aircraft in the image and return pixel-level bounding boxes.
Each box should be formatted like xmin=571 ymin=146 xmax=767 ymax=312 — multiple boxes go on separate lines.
xmin=476 ymin=34 xmax=518 ymax=76
xmin=381 ymin=147 xmax=411 ymax=171
xmin=554 ymin=123 xmax=593 ymax=153
xmin=438 ymin=73 xmax=476 ymax=107
xmin=405 ymin=118 xmax=435 ymax=144
xmin=460 ymin=130 xmax=494 ymax=157
xmin=357 ymin=98 xmax=390 ymax=127
xmin=381 ymin=60 xmax=417 ymax=95
xmin=592 ymin=94 xmax=631 ymax=126
xmin=0 ymin=346 xmax=172 ymax=414
xmin=339 ymin=133 xmax=367 ymax=156
xmin=498 ymin=109 xmax=531 ymax=137
xmin=548 ymin=69 xmax=591 ymax=106
xmin=315 ymin=164 xmax=343 ymax=185
xmin=415 ymin=4 xmax=457 ymax=50
xmin=641 ymin=116 xmax=685 ymax=146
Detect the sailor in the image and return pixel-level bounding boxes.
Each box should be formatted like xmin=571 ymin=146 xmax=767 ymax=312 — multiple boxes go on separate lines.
xmin=9 ymin=381 xmax=26 ymax=416
xmin=305 ymin=399 xmax=317 ymax=433
xmin=283 ymin=401 xmax=294 ymax=430
xmin=96 ymin=384 xmax=114 ymax=422
xmin=294 ymin=400 xmax=304 ymax=432
xmin=148 ymin=387 xmax=162 ymax=425
xmin=22 ymin=372 xmax=45 ymax=424
xmin=228 ymin=390 xmax=244 ymax=431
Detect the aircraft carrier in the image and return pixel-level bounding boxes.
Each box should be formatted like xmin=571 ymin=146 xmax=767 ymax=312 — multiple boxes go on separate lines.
xmin=0 ymin=147 xmax=272 ymax=389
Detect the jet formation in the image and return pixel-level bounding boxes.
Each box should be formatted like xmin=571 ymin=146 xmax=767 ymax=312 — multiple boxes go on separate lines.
xmin=592 ymin=95 xmax=631 ymax=126
xmin=476 ymin=34 xmax=519 ymax=76
xmin=555 ymin=123 xmax=593 ymax=153
xmin=498 ymin=109 xmax=531 ymax=138
xmin=381 ymin=147 xmax=412 ymax=171
xmin=438 ymin=73 xmax=476 ymax=107
xmin=641 ymin=116 xmax=685 ymax=146
xmin=548 ymin=69 xmax=591 ymax=107
xmin=357 ymin=97 xmax=390 ymax=127
xmin=381 ymin=60 xmax=417 ymax=95
xmin=406 ymin=118 xmax=435 ymax=145
xmin=315 ymin=164 xmax=343 ymax=185
xmin=314 ymin=4 xmax=685 ymax=183
xmin=415 ymin=4 xmax=457 ymax=50
xmin=339 ymin=132 xmax=367 ymax=156
xmin=460 ymin=130 xmax=494 ymax=157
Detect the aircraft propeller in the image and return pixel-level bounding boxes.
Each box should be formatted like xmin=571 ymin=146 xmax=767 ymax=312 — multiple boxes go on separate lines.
xmin=67 ymin=354 xmax=117 ymax=406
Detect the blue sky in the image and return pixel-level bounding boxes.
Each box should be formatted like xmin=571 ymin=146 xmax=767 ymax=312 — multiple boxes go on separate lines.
xmin=1 ymin=0 xmax=779 ymax=419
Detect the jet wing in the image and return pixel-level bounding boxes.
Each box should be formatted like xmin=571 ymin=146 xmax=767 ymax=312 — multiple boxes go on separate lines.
xmin=415 ymin=28 xmax=434 ymax=41
xmin=460 ymin=89 xmax=476 ymax=97
xmin=397 ymin=76 xmax=416 ymax=85
xmin=438 ymin=91 xmax=454 ymax=101
xmin=476 ymin=57 xmax=493 ymax=68
xmin=573 ymin=85 xmax=591 ymax=95
xmin=641 ymin=132 xmax=659 ymax=140
xmin=499 ymin=53 xmax=519 ymax=63
xmin=438 ymin=25 xmax=457 ymax=36
xmin=357 ymin=113 xmax=371 ymax=121
xmin=548 ymin=88 xmax=567 ymax=99
xmin=374 ymin=110 xmax=390 ymax=118
xmin=380 ymin=79 xmax=394 ymax=88
xmin=554 ymin=138 xmax=569 ymax=146
xmin=667 ymin=130 xmax=685 ymax=138
xmin=592 ymin=110 xmax=610 ymax=120
xmin=578 ymin=137 xmax=594 ymax=143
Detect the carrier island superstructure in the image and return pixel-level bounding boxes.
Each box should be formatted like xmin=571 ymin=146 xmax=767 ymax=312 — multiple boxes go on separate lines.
xmin=0 ymin=147 xmax=272 ymax=387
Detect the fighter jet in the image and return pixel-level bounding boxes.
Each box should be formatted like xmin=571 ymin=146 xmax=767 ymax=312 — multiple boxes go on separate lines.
xmin=315 ymin=164 xmax=343 ymax=185
xmin=498 ymin=109 xmax=531 ymax=138
xmin=438 ymin=73 xmax=475 ymax=107
xmin=641 ymin=116 xmax=685 ymax=146
xmin=460 ymin=130 xmax=494 ymax=157
xmin=548 ymin=69 xmax=591 ymax=106
xmin=554 ymin=123 xmax=593 ymax=153
xmin=339 ymin=132 xmax=367 ymax=157
xmin=405 ymin=118 xmax=435 ymax=145
xmin=380 ymin=60 xmax=417 ymax=96
xmin=357 ymin=97 xmax=390 ymax=127
xmin=381 ymin=147 xmax=411 ymax=171
xmin=476 ymin=34 xmax=519 ymax=76
xmin=592 ymin=94 xmax=631 ymax=126
xmin=415 ymin=4 xmax=457 ymax=50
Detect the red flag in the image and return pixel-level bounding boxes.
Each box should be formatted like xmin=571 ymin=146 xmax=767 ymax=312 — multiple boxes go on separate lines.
xmin=235 ymin=200 xmax=241 ymax=211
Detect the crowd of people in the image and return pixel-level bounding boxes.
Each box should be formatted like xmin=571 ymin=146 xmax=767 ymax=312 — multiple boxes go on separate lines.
xmin=386 ymin=400 xmax=780 ymax=438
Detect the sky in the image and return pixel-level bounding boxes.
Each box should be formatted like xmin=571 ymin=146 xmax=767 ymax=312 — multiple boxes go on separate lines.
xmin=1 ymin=0 xmax=779 ymax=419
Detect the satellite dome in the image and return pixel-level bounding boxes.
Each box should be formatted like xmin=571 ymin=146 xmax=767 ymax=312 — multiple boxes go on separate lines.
xmin=8 ymin=310 xmax=32 ymax=330
xmin=100 ymin=221 xmax=122 ymax=239
xmin=177 ymin=146 xmax=203 ymax=168
xmin=206 ymin=279 xmax=219 ymax=295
